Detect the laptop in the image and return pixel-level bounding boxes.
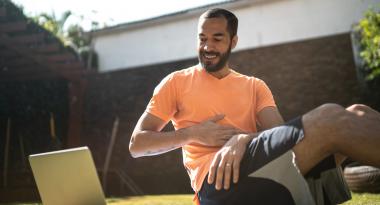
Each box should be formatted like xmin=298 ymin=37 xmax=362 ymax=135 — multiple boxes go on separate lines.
xmin=29 ymin=146 xmax=106 ymax=205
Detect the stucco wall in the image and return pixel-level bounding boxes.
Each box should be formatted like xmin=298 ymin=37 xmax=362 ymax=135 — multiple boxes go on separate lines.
xmin=92 ymin=0 xmax=379 ymax=72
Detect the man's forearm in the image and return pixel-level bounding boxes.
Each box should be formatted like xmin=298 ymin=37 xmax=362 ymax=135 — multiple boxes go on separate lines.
xmin=129 ymin=113 xmax=244 ymax=158
xmin=129 ymin=128 xmax=191 ymax=158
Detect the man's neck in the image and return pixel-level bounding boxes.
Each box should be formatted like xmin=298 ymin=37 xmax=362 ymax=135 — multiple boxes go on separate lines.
xmin=208 ymin=66 xmax=231 ymax=79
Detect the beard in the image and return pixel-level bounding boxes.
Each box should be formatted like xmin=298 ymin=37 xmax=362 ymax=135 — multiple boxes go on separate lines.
xmin=198 ymin=45 xmax=232 ymax=73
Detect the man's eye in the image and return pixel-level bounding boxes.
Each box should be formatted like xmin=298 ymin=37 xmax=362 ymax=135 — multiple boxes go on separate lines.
xmin=214 ymin=38 xmax=222 ymax=42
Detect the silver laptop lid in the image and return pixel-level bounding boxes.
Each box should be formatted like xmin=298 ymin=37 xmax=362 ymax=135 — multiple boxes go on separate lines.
xmin=29 ymin=147 xmax=106 ymax=205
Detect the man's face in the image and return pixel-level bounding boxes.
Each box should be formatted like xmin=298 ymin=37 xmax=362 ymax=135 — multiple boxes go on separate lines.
xmin=197 ymin=17 xmax=236 ymax=72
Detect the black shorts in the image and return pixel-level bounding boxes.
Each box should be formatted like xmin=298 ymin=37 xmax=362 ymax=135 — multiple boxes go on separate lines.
xmin=198 ymin=117 xmax=351 ymax=205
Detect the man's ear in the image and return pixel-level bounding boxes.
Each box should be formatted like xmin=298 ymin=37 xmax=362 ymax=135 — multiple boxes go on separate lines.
xmin=231 ymin=35 xmax=238 ymax=49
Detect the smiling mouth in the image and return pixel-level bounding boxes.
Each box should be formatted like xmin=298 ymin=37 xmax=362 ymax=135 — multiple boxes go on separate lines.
xmin=203 ymin=53 xmax=218 ymax=60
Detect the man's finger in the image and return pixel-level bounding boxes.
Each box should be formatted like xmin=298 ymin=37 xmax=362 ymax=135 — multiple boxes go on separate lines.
xmin=216 ymin=139 xmax=229 ymax=146
xmin=208 ymin=154 xmax=220 ymax=184
xmin=232 ymin=158 xmax=240 ymax=183
xmin=207 ymin=114 xmax=225 ymax=122
xmin=218 ymin=130 xmax=240 ymax=141
xmin=228 ymin=129 xmax=241 ymax=136
xmin=221 ymin=134 xmax=233 ymax=141
xmin=223 ymin=161 xmax=233 ymax=190
xmin=215 ymin=161 xmax=225 ymax=190
xmin=233 ymin=150 xmax=245 ymax=183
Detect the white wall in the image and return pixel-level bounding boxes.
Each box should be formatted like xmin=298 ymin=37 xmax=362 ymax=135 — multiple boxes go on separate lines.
xmin=93 ymin=17 xmax=198 ymax=72
xmin=236 ymin=0 xmax=379 ymax=48
xmin=93 ymin=0 xmax=380 ymax=72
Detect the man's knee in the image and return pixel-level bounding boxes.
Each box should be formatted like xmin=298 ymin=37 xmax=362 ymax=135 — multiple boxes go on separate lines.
xmin=302 ymin=103 xmax=348 ymax=148
xmin=293 ymin=104 xmax=347 ymax=174
xmin=346 ymin=104 xmax=380 ymax=131
xmin=315 ymin=103 xmax=346 ymax=117
xmin=306 ymin=103 xmax=347 ymax=126
xmin=318 ymin=103 xmax=354 ymax=132
xmin=346 ymin=104 xmax=377 ymax=117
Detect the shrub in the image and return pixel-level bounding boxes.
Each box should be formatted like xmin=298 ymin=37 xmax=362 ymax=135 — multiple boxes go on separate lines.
xmin=356 ymin=6 xmax=380 ymax=80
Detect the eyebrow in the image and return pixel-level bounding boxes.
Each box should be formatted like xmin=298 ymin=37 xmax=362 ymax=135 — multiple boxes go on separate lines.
xmin=198 ymin=33 xmax=225 ymax=37
xmin=213 ymin=33 xmax=225 ymax=37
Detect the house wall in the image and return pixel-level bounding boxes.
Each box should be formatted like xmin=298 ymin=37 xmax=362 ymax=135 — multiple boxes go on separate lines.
xmin=92 ymin=0 xmax=379 ymax=72
xmin=83 ymin=33 xmax=361 ymax=195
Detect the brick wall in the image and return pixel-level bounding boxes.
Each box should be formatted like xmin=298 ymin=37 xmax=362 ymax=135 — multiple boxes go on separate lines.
xmin=82 ymin=33 xmax=360 ymax=195
xmin=229 ymin=33 xmax=361 ymax=119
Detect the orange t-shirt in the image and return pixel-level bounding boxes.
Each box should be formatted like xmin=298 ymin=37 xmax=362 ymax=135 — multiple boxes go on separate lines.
xmin=146 ymin=65 xmax=276 ymax=192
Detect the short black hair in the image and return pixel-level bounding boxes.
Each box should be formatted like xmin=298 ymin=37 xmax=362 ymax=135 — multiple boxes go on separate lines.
xmin=200 ymin=8 xmax=238 ymax=38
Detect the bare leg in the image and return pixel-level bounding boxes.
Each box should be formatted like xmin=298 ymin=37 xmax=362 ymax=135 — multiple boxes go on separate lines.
xmin=337 ymin=104 xmax=380 ymax=166
xmin=293 ymin=103 xmax=380 ymax=175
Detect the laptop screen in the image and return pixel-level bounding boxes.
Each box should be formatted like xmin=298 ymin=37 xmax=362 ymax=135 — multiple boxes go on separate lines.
xmin=29 ymin=147 xmax=106 ymax=205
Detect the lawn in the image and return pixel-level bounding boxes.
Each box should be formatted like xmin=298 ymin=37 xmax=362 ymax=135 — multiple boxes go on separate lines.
xmin=342 ymin=193 xmax=380 ymax=205
xmin=107 ymin=194 xmax=193 ymax=205
xmin=107 ymin=193 xmax=380 ymax=205
xmin=1 ymin=193 xmax=379 ymax=205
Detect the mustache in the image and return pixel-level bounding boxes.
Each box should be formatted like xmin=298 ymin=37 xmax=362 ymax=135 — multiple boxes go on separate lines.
xmin=201 ymin=51 xmax=220 ymax=56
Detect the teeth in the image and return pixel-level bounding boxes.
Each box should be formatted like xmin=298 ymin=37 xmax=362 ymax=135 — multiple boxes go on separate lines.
xmin=204 ymin=54 xmax=217 ymax=59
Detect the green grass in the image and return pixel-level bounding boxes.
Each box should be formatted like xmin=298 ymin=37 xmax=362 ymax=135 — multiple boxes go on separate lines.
xmin=106 ymin=193 xmax=380 ymax=205
xmin=1 ymin=193 xmax=379 ymax=205
xmin=342 ymin=193 xmax=380 ymax=205
xmin=107 ymin=194 xmax=193 ymax=205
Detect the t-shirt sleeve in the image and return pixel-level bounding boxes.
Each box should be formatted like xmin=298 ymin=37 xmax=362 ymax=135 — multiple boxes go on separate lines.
xmin=146 ymin=73 xmax=178 ymax=122
xmin=255 ymin=79 xmax=277 ymax=113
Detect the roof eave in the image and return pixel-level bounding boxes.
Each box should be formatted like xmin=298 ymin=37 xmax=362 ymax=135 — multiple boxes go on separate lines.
xmin=89 ymin=0 xmax=265 ymax=37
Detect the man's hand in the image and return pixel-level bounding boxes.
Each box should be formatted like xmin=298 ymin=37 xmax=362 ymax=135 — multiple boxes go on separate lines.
xmin=207 ymin=133 xmax=255 ymax=190
xmin=186 ymin=114 xmax=243 ymax=147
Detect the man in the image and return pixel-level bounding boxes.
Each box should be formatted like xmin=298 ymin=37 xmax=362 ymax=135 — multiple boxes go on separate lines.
xmin=129 ymin=8 xmax=380 ymax=205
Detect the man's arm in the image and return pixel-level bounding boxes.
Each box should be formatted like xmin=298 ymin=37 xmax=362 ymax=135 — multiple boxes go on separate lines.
xmin=129 ymin=112 xmax=241 ymax=158
xmin=129 ymin=112 xmax=187 ymax=158
xmin=257 ymin=106 xmax=284 ymax=130
xmin=207 ymin=106 xmax=284 ymax=190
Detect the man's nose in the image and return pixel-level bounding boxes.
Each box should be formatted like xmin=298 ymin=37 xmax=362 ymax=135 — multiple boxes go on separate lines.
xmin=203 ymin=43 xmax=215 ymax=52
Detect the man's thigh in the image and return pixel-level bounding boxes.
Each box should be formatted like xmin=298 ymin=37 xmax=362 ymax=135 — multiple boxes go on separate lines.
xmin=198 ymin=175 xmax=296 ymax=205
